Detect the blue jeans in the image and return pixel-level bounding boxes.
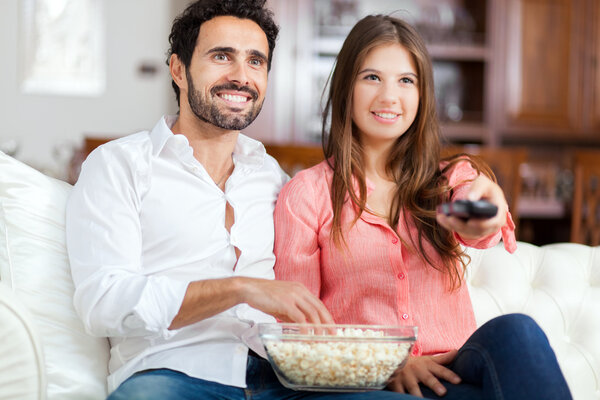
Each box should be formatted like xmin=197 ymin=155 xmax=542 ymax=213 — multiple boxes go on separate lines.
xmin=107 ymin=357 xmax=417 ymax=400
xmin=420 ymin=313 xmax=572 ymax=400
xmin=108 ymin=314 xmax=571 ymax=400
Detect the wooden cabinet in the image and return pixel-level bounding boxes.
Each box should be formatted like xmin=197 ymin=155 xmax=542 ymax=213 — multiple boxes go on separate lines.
xmin=493 ymin=0 xmax=599 ymax=142
xmin=426 ymin=1 xmax=492 ymax=143
xmin=586 ymin=0 xmax=600 ymax=132
xmin=270 ymin=0 xmax=600 ymax=146
xmin=272 ymin=0 xmax=496 ymax=144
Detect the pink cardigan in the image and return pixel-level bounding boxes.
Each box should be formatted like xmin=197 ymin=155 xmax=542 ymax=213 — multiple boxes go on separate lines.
xmin=274 ymin=160 xmax=516 ymax=356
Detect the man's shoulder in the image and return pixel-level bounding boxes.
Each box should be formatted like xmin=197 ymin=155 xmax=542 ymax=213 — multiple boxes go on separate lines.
xmin=79 ymin=131 xmax=153 ymax=183
xmin=87 ymin=131 xmax=152 ymax=164
xmin=96 ymin=131 xmax=152 ymax=154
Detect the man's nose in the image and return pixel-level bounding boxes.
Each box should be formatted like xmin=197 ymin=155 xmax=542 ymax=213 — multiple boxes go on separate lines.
xmin=227 ymin=62 xmax=250 ymax=86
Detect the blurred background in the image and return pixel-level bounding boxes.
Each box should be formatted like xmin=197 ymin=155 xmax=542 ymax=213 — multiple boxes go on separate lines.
xmin=1 ymin=0 xmax=599 ymax=245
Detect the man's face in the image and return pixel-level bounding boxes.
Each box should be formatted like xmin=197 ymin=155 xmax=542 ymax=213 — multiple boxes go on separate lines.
xmin=183 ymin=16 xmax=269 ymax=131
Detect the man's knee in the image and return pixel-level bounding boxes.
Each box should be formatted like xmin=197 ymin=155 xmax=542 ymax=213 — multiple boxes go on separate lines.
xmin=107 ymin=370 xmax=184 ymax=400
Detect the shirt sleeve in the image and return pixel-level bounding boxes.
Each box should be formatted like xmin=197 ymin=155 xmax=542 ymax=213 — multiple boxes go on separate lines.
xmin=273 ymin=173 xmax=322 ymax=298
xmin=445 ymin=160 xmax=517 ymax=253
xmin=66 ymin=142 xmax=188 ymax=339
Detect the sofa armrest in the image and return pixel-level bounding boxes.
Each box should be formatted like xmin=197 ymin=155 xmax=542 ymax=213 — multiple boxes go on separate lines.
xmin=0 ymin=283 xmax=46 ymax=400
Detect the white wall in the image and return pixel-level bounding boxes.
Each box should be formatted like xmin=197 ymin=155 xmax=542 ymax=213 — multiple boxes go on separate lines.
xmin=0 ymin=0 xmax=176 ymax=178
xmin=0 ymin=0 xmax=298 ymax=180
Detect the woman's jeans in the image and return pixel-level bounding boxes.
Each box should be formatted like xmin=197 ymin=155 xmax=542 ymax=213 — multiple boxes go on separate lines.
xmin=108 ymin=314 xmax=572 ymax=400
xmin=420 ymin=313 xmax=572 ymax=400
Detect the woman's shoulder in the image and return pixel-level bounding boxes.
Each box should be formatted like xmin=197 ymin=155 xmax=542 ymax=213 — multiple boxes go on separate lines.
xmin=293 ymin=160 xmax=332 ymax=182
xmin=279 ymin=160 xmax=332 ymax=200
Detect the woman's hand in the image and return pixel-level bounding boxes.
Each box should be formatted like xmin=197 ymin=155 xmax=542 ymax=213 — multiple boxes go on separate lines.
xmin=387 ymin=350 xmax=461 ymax=397
xmin=436 ymin=174 xmax=509 ymax=240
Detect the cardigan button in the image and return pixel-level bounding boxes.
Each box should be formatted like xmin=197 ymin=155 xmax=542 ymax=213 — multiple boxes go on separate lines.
xmin=402 ymin=313 xmax=409 ymax=320
xmin=398 ymin=273 xmax=405 ymax=280
xmin=392 ymin=237 xmax=399 ymax=244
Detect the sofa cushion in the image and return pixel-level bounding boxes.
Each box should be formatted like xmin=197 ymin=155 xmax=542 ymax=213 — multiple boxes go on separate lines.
xmin=0 ymin=282 xmax=46 ymax=400
xmin=0 ymin=151 xmax=109 ymax=400
xmin=466 ymin=242 xmax=600 ymax=400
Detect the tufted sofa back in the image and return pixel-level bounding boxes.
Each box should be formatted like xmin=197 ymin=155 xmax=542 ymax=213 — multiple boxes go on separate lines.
xmin=466 ymin=242 xmax=600 ymax=400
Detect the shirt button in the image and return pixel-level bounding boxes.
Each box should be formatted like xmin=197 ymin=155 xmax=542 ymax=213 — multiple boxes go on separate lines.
xmin=392 ymin=237 xmax=398 ymax=244
xmin=398 ymin=273 xmax=405 ymax=280
xmin=402 ymin=313 xmax=409 ymax=320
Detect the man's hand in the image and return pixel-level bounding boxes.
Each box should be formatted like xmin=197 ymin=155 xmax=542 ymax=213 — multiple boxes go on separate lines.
xmin=238 ymin=278 xmax=335 ymax=324
xmin=169 ymin=277 xmax=334 ymax=330
xmin=436 ymin=174 xmax=508 ymax=240
xmin=387 ymin=350 xmax=461 ymax=397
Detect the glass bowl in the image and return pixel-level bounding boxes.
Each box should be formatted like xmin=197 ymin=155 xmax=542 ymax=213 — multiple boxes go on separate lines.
xmin=258 ymin=323 xmax=417 ymax=392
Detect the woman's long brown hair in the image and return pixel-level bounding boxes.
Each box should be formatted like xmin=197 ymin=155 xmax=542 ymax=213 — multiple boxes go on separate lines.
xmin=322 ymin=15 xmax=494 ymax=289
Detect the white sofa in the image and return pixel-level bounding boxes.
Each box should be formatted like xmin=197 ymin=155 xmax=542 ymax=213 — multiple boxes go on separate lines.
xmin=1 ymin=150 xmax=599 ymax=400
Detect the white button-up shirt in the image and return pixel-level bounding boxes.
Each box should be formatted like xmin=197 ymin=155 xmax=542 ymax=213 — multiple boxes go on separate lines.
xmin=66 ymin=115 xmax=289 ymax=392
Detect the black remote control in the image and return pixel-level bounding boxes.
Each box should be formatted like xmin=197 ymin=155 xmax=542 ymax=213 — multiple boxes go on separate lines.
xmin=437 ymin=199 xmax=498 ymax=220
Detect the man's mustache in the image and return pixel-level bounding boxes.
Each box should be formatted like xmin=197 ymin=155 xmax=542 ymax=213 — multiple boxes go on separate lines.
xmin=211 ymin=83 xmax=258 ymax=101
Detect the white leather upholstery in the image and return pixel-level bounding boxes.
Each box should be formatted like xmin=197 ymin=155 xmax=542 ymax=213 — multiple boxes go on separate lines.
xmin=0 ymin=151 xmax=109 ymax=400
xmin=1 ymin=149 xmax=598 ymax=399
xmin=0 ymin=283 xmax=46 ymax=400
xmin=467 ymin=242 xmax=600 ymax=400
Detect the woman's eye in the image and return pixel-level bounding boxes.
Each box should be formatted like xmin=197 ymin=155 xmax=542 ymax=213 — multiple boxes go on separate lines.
xmin=364 ymin=74 xmax=380 ymax=81
xmin=400 ymin=77 xmax=415 ymax=84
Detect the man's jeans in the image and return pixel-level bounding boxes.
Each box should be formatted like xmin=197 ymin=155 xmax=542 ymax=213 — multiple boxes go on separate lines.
xmin=108 ymin=314 xmax=571 ymax=400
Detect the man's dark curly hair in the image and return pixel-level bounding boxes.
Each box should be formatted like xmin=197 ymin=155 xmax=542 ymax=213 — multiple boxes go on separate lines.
xmin=166 ymin=0 xmax=279 ymax=105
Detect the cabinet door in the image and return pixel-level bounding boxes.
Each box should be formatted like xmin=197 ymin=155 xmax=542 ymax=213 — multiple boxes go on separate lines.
xmin=498 ymin=0 xmax=583 ymax=138
xmin=586 ymin=0 xmax=600 ymax=133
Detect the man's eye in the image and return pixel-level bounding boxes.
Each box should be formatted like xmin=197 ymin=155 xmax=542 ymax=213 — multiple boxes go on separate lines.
xmin=249 ymin=58 xmax=264 ymax=67
xmin=214 ymin=54 xmax=228 ymax=61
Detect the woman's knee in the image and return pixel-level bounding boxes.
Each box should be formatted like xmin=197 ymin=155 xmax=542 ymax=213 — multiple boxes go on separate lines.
xmin=485 ymin=313 xmax=541 ymax=333
xmin=478 ymin=313 xmax=550 ymax=349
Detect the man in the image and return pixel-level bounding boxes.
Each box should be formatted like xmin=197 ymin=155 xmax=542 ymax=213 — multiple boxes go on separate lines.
xmin=67 ymin=1 xmax=416 ymax=399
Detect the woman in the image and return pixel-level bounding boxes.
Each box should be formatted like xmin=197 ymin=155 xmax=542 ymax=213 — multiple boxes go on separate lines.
xmin=273 ymin=14 xmax=571 ymax=400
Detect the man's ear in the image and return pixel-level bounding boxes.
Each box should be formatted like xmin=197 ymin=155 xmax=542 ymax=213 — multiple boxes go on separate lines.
xmin=169 ymin=54 xmax=187 ymax=90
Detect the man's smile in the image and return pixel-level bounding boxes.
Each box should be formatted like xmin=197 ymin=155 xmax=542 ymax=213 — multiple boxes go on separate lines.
xmin=219 ymin=93 xmax=250 ymax=103
xmin=217 ymin=91 xmax=252 ymax=105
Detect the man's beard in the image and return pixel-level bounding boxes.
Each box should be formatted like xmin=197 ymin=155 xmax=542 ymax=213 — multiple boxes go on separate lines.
xmin=186 ymin=70 xmax=264 ymax=131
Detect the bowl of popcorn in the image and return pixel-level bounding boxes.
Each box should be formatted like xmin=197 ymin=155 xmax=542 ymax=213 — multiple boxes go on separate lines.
xmin=258 ymin=323 xmax=417 ymax=392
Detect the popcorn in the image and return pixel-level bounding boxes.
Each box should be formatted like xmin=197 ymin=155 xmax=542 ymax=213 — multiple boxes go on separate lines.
xmin=263 ymin=327 xmax=412 ymax=389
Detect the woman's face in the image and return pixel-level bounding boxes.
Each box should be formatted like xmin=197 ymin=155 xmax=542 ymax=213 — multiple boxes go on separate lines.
xmin=351 ymin=43 xmax=420 ymax=147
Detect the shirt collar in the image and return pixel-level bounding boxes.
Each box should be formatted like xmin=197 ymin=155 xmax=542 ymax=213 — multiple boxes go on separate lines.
xmin=149 ymin=115 xmax=266 ymax=169
xmin=350 ymin=174 xmax=375 ymax=197
xmin=365 ymin=176 xmax=375 ymax=195
xmin=150 ymin=115 xmax=177 ymax=156
xmin=233 ymin=133 xmax=266 ymax=170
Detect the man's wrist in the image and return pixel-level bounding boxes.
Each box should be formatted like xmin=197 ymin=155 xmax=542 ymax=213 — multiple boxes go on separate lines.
xmin=230 ymin=276 xmax=251 ymax=305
